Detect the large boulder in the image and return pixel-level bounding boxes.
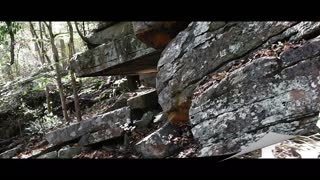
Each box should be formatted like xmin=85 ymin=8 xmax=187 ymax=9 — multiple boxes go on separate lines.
xmin=156 ymin=21 xmax=320 ymax=156
xmin=157 ymin=21 xmax=300 ymax=124
xmin=45 ymin=107 xmax=130 ymax=146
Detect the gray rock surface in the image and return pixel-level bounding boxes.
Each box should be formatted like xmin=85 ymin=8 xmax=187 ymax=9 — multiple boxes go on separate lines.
xmin=153 ymin=112 xmax=167 ymax=123
xmin=78 ymin=126 xmax=123 ymax=146
xmin=135 ymin=122 xmax=181 ymax=158
xmin=71 ymin=33 xmax=160 ymax=77
xmin=105 ymin=93 xmax=129 ymax=113
xmin=87 ymin=22 xmax=134 ymax=45
xmin=45 ymin=107 xmax=130 ymax=146
xmin=156 ymin=21 xmax=320 ymax=156
xmin=127 ymin=89 xmax=159 ymax=110
xmin=157 ymin=21 xmax=298 ymax=124
xmin=57 ymin=146 xmax=81 ymax=159
xmin=0 ymin=144 xmax=23 ymax=158
xmin=134 ymin=111 xmax=154 ymax=131
xmin=37 ymin=151 xmax=58 ymax=159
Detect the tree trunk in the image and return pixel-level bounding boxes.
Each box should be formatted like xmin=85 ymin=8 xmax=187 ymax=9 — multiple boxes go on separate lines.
xmin=39 ymin=22 xmax=48 ymax=64
xmin=45 ymin=85 xmax=52 ymax=114
xmin=14 ymin=45 xmax=21 ymax=76
xmin=59 ymin=39 xmax=68 ymax=70
xmin=45 ymin=21 xmax=69 ymax=122
xmin=82 ymin=21 xmax=86 ymax=36
xmin=29 ymin=22 xmax=45 ymax=65
xmin=67 ymin=21 xmax=82 ymax=122
xmin=34 ymin=42 xmax=44 ymax=64
xmin=5 ymin=21 xmax=15 ymax=65
xmin=30 ymin=22 xmax=54 ymax=114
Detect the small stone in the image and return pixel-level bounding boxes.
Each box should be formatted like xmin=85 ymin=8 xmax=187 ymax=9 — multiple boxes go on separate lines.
xmin=58 ymin=146 xmax=81 ymax=159
xmin=37 ymin=151 xmax=58 ymax=159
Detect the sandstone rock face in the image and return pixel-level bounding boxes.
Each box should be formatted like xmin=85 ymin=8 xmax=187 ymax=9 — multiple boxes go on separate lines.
xmin=87 ymin=22 xmax=133 ymax=45
xmin=157 ymin=21 xmax=298 ymax=124
xmin=78 ymin=127 xmax=123 ymax=146
xmin=156 ymin=21 xmax=320 ymax=156
xmin=133 ymin=22 xmax=190 ymax=49
xmin=45 ymin=107 xmax=130 ymax=146
xmin=71 ymin=33 xmax=161 ymax=77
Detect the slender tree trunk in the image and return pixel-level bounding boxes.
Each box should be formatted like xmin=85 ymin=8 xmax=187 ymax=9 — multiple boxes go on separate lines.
xmin=14 ymin=45 xmax=21 ymax=76
xmin=67 ymin=21 xmax=82 ymax=122
xmin=59 ymin=39 xmax=68 ymax=70
xmin=34 ymin=42 xmax=44 ymax=64
xmin=39 ymin=22 xmax=47 ymax=64
xmin=42 ymin=22 xmax=50 ymax=40
xmin=5 ymin=21 xmax=15 ymax=65
xmin=82 ymin=21 xmax=86 ymax=36
xmin=30 ymin=22 xmax=53 ymax=114
xmin=45 ymin=21 xmax=69 ymax=122
xmin=45 ymin=85 xmax=52 ymax=114
xmin=29 ymin=22 xmax=45 ymax=65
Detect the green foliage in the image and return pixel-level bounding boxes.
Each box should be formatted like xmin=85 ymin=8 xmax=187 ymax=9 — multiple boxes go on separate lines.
xmin=0 ymin=22 xmax=22 ymax=45
xmin=24 ymin=113 xmax=62 ymax=136
xmin=31 ymin=76 xmax=55 ymax=92
xmin=1 ymin=21 xmax=86 ymax=85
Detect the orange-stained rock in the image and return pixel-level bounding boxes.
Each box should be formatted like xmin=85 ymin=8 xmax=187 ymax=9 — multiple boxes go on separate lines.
xmin=133 ymin=22 xmax=190 ymax=49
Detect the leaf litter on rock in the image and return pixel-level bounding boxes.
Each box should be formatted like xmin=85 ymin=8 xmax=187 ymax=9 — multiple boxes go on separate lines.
xmin=192 ymin=40 xmax=306 ymax=99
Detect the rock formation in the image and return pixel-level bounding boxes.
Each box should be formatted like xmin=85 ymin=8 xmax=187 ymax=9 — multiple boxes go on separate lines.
xmin=156 ymin=21 xmax=320 ymax=156
xmin=4 ymin=21 xmax=319 ymax=159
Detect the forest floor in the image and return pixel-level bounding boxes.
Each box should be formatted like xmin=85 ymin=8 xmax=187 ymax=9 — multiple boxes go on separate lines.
xmin=1 ymin=75 xmax=320 ymax=159
xmin=0 ymin=76 xmax=197 ymax=159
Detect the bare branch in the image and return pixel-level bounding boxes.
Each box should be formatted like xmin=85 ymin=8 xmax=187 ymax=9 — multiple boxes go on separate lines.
xmin=74 ymin=21 xmax=99 ymax=48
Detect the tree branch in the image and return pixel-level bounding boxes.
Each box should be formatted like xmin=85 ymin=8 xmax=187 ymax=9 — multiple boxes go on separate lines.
xmin=74 ymin=21 xmax=99 ymax=48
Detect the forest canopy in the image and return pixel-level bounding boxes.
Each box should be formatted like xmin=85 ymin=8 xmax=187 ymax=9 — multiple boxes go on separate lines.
xmin=0 ymin=21 xmax=97 ymax=84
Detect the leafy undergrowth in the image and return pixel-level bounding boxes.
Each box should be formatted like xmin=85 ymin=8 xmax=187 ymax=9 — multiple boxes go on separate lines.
xmin=3 ymin=76 xmax=168 ymax=159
